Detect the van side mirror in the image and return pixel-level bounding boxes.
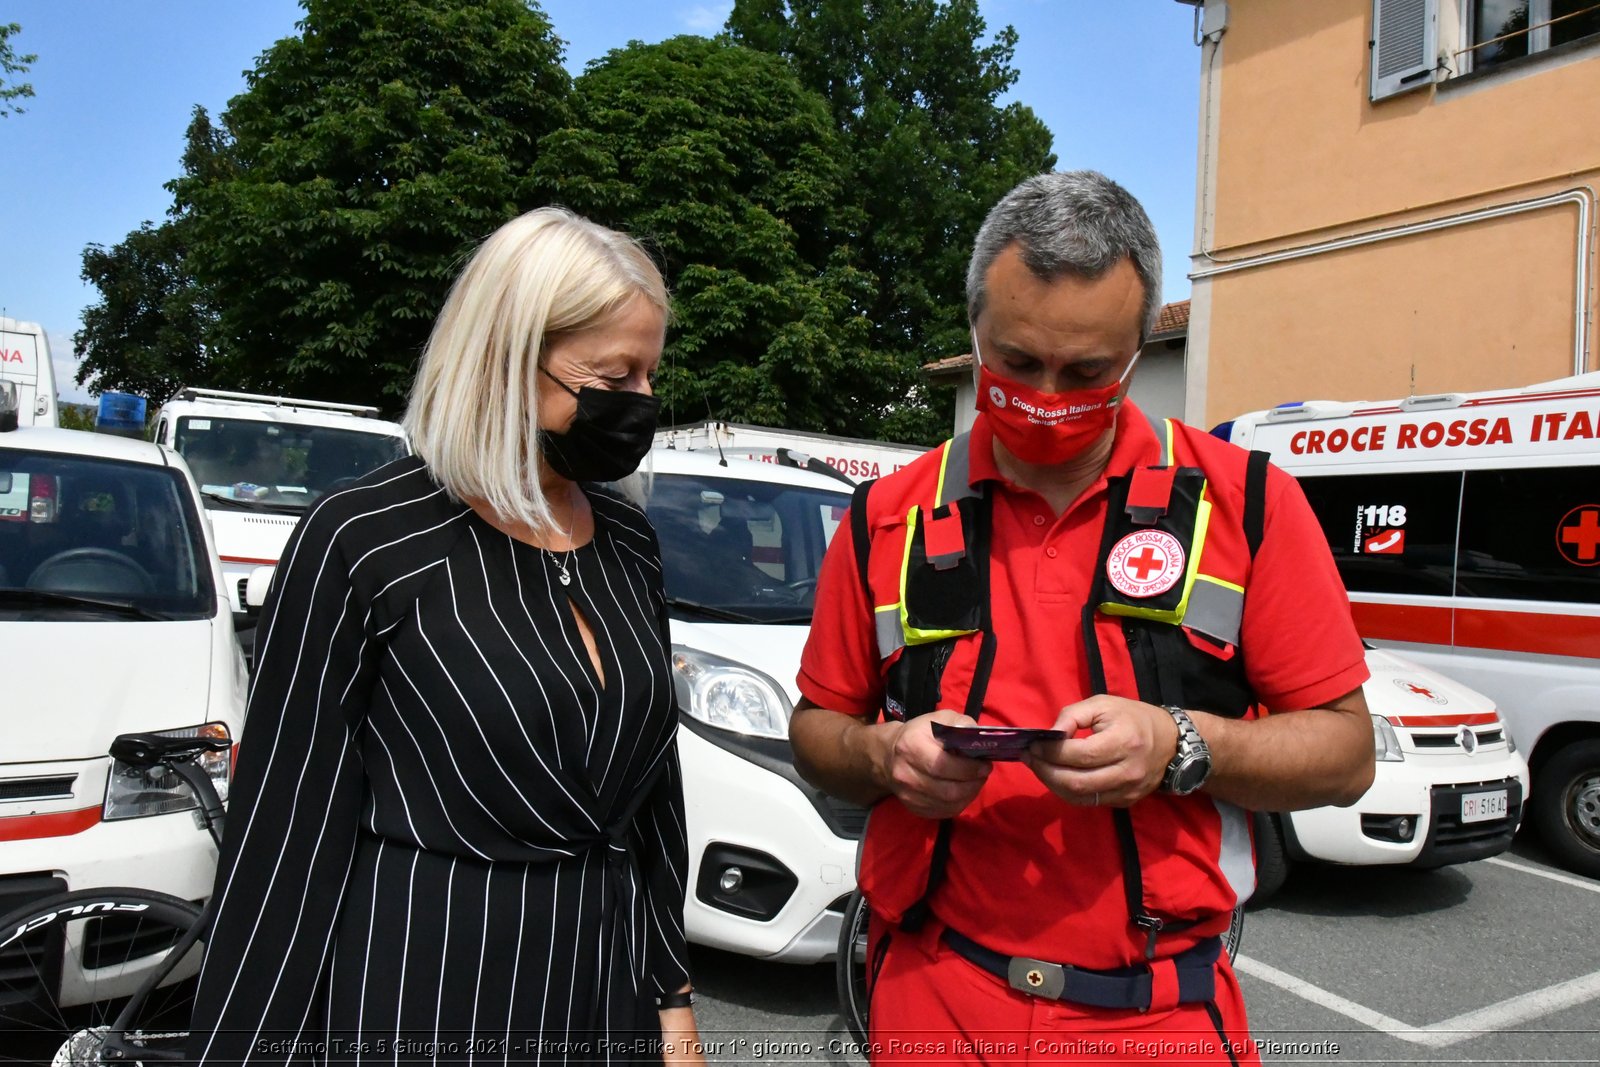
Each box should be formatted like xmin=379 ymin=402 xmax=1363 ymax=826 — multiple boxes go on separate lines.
xmin=244 ymin=565 xmax=275 ymax=609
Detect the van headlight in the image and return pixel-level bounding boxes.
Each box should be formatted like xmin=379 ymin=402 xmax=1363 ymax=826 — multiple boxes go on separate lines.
xmin=671 ymin=646 xmax=793 ymax=740
xmin=103 ymin=723 xmax=233 ymax=820
xmin=1499 ymin=714 xmax=1517 ymax=753
xmin=1372 ymin=715 xmax=1405 ymax=763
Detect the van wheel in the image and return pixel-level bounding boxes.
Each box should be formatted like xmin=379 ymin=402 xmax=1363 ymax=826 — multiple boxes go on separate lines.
xmin=1532 ymin=740 xmax=1600 ymax=879
xmin=1251 ymin=811 xmax=1291 ymax=905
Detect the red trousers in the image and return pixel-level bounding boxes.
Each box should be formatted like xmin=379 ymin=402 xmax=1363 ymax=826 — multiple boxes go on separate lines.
xmin=865 ymin=916 xmax=1263 ymax=1066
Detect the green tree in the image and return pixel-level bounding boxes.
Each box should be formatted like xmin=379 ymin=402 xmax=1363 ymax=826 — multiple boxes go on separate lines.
xmin=173 ymin=0 xmax=570 ymax=407
xmin=729 ymin=0 xmax=1055 ymax=441
xmin=535 ymin=36 xmax=898 ymax=436
xmin=74 ymin=218 xmax=215 ymax=403
xmin=0 ymin=23 xmax=35 ymax=118
xmin=75 ymin=108 xmax=229 ymax=403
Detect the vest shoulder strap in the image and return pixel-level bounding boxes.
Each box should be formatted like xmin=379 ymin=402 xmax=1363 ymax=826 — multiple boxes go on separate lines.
xmin=849 ymin=476 xmax=876 ymax=592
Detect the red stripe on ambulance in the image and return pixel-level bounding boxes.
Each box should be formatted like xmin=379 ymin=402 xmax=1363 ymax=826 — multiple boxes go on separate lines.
xmin=1351 ymin=601 xmax=1600 ymax=660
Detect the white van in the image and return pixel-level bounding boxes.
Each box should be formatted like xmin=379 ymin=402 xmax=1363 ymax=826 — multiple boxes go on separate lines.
xmin=642 ymin=448 xmax=862 ymax=962
xmin=151 ymin=388 xmax=409 ymax=641
xmin=0 ymin=317 xmax=58 ymax=428
xmin=0 ymin=408 xmax=246 ymax=924
xmin=655 ymin=420 xmax=927 ymax=483
xmin=1223 ymin=372 xmax=1600 ymax=879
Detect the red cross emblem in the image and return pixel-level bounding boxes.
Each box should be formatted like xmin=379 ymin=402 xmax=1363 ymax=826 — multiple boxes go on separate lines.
xmin=1558 ymin=506 xmax=1600 ymax=567
xmin=1107 ymin=530 xmax=1186 ymax=599
xmin=1405 ymin=683 xmax=1435 ymax=700
xmin=1126 ymin=546 xmax=1166 ymax=580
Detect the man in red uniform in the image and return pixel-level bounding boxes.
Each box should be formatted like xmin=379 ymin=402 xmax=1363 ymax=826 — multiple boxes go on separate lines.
xmin=793 ymin=171 xmax=1375 ymax=1064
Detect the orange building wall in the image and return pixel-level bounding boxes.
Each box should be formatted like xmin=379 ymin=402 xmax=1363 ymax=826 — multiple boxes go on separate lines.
xmin=1196 ymin=0 xmax=1599 ymax=425
xmin=1210 ymin=0 xmax=1600 ymax=251
xmin=1204 ymin=205 xmax=1584 ymax=424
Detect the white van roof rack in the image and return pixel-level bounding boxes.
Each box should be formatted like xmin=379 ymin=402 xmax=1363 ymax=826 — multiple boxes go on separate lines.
xmin=171 ymin=387 xmax=381 ymax=418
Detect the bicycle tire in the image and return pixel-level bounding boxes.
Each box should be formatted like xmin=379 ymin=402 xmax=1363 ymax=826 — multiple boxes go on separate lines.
xmin=834 ymin=889 xmax=870 ymax=1045
xmin=0 ymin=887 xmax=204 ymax=1066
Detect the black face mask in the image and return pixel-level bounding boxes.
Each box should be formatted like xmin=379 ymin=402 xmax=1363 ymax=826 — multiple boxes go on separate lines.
xmin=538 ymin=367 xmax=661 ymax=482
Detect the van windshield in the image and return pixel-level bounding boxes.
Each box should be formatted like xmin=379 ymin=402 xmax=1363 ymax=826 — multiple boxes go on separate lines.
xmin=174 ymin=416 xmax=407 ymax=511
xmin=0 ymin=451 xmax=215 ymax=620
xmin=646 ymin=473 xmax=850 ymax=625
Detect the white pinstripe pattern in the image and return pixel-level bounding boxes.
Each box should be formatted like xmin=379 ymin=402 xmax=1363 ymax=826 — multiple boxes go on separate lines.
xmin=188 ymin=460 xmax=690 ymax=1065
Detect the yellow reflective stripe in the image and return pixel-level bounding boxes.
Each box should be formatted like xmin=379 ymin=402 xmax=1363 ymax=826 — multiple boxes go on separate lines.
xmin=898 ymin=503 xmax=978 ymax=645
xmin=933 ymin=440 xmax=953 ymax=510
xmin=1162 ymin=417 xmax=1176 ymax=467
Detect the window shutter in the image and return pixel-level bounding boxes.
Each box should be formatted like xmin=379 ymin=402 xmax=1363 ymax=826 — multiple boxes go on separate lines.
xmin=1371 ymin=0 xmax=1438 ymax=100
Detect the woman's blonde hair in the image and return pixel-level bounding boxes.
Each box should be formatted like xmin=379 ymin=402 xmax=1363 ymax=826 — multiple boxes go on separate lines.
xmin=404 ymin=207 xmax=668 ymax=531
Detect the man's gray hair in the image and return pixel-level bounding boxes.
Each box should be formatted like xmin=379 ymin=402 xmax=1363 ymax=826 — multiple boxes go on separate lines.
xmin=966 ymin=171 xmax=1162 ymax=338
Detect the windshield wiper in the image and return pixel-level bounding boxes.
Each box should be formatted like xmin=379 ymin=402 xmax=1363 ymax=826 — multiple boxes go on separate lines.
xmin=201 ymin=491 xmax=267 ymax=510
xmin=0 ymin=588 xmax=170 ymax=620
xmin=663 ymin=597 xmax=765 ymax=624
xmin=201 ymin=491 xmax=303 ymax=514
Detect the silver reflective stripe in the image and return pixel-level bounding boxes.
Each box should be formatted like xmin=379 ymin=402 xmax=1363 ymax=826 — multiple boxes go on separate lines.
xmin=1215 ymin=798 xmax=1256 ymax=906
xmin=1185 ymin=578 xmax=1244 ymax=647
xmin=875 ymin=605 xmax=904 ymax=658
xmin=936 ymin=432 xmax=980 ymax=507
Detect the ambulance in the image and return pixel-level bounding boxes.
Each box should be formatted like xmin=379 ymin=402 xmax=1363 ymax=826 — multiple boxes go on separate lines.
xmin=655 ymin=420 xmax=927 ymax=484
xmin=0 ymin=317 xmax=58 ymax=428
xmin=150 ymin=387 xmax=409 ymax=658
xmin=1222 ymin=372 xmax=1600 ymax=880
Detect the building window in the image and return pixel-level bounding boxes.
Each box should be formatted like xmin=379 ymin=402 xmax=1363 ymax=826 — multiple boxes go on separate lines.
xmin=1468 ymin=0 xmax=1600 ymax=71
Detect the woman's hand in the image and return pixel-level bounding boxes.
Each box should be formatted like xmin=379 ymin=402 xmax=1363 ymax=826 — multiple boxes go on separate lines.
xmin=660 ymin=987 xmax=705 ymax=1066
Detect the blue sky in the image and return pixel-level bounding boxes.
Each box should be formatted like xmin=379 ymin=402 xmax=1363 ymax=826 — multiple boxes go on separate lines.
xmin=0 ymin=1 xmax=1201 ymax=401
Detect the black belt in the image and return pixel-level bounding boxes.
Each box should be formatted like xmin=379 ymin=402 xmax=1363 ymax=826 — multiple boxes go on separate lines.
xmin=941 ymin=927 xmax=1221 ymax=1011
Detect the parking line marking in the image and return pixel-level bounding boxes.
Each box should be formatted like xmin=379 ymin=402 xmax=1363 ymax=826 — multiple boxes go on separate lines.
xmin=1233 ymin=955 xmax=1421 ymax=1038
xmin=1485 ymin=856 xmax=1600 ymax=894
xmin=1237 ymin=955 xmax=1600 ymax=1048
xmin=1421 ymin=968 xmax=1600 ymax=1045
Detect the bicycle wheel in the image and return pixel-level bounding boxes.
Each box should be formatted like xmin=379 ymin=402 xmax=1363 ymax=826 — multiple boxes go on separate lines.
xmin=1222 ymin=902 xmax=1245 ymax=963
xmin=834 ymin=889 xmax=870 ymax=1045
xmin=0 ymin=888 xmax=204 ymax=1066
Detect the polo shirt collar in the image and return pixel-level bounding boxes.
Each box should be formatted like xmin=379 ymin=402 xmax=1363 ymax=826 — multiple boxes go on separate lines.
xmin=965 ymin=400 xmax=1164 ymax=494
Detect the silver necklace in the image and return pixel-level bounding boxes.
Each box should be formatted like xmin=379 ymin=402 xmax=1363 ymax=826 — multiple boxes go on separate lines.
xmin=546 ymin=546 xmax=573 ymax=586
xmin=546 ymin=507 xmax=575 ymax=586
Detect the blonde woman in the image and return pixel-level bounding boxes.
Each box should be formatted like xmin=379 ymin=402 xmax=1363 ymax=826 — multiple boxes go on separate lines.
xmin=189 ymin=208 xmax=703 ymax=1065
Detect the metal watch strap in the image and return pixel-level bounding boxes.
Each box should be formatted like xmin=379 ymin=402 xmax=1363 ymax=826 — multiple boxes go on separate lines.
xmin=1162 ymin=704 xmax=1208 ymax=793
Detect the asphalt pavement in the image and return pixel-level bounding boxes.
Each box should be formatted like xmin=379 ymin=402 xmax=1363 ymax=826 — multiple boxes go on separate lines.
xmin=689 ymin=830 xmax=1600 ymax=1065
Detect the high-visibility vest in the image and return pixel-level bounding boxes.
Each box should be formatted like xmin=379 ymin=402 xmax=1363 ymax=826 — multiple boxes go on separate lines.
xmin=846 ymin=418 xmax=1269 ymax=954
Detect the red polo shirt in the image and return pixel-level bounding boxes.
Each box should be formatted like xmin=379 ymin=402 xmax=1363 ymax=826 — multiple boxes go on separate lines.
xmin=798 ymin=405 xmax=1368 ymax=966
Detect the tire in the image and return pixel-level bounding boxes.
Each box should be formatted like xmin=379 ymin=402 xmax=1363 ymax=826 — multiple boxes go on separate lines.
xmin=835 ymin=889 xmax=871 ymax=1045
xmin=0 ymin=888 xmax=204 ymax=1065
xmin=1250 ymin=811 xmax=1292 ymax=906
xmin=1532 ymin=739 xmax=1600 ymax=879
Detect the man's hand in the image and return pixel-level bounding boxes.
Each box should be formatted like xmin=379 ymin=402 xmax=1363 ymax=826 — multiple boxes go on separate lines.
xmin=1022 ymin=695 xmax=1178 ymax=807
xmin=884 ymin=710 xmax=994 ymax=819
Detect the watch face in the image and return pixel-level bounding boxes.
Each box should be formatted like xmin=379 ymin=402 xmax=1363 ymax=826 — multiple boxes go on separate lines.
xmin=1172 ymin=756 xmax=1211 ymax=794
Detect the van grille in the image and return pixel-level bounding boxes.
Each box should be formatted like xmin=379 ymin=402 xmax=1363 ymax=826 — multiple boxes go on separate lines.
xmin=1408 ymin=728 xmax=1504 ymax=750
xmin=236 ymin=578 xmax=248 ymax=606
xmin=1416 ymin=779 xmax=1523 ymax=867
xmin=0 ymin=777 xmax=75 ymax=803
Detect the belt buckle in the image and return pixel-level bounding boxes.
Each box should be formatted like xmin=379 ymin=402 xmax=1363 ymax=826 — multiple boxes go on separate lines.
xmin=1007 ymin=956 xmax=1066 ymax=999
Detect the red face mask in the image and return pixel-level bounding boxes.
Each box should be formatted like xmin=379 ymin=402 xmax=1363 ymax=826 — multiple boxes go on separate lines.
xmin=973 ymin=336 xmax=1139 ymax=465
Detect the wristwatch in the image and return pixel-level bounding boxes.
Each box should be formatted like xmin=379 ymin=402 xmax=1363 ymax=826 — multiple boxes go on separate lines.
xmin=1161 ymin=705 xmax=1212 ymax=795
